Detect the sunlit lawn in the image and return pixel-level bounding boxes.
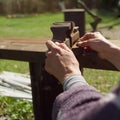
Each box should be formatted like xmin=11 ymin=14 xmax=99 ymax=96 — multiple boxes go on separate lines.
xmin=0 ymin=13 xmax=63 ymax=37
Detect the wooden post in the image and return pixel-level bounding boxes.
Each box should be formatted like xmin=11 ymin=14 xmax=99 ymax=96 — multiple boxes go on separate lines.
xmin=63 ymin=9 xmax=85 ymax=73
xmin=63 ymin=9 xmax=85 ymax=37
xmin=29 ymin=62 xmax=62 ymax=120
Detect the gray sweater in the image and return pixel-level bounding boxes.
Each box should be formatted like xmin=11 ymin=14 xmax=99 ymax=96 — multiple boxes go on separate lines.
xmin=52 ymin=75 xmax=120 ymax=120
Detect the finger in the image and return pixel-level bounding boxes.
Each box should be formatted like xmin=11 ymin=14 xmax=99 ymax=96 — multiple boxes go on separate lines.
xmin=55 ymin=42 xmax=70 ymax=51
xmin=79 ymin=32 xmax=95 ymax=41
xmin=77 ymin=41 xmax=90 ymax=47
xmin=46 ymin=40 xmax=57 ymax=50
xmin=45 ymin=50 xmax=52 ymax=57
xmin=46 ymin=40 xmax=61 ymax=53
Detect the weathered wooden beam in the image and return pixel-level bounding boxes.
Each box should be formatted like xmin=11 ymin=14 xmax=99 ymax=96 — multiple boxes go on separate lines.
xmin=72 ymin=47 xmax=118 ymax=71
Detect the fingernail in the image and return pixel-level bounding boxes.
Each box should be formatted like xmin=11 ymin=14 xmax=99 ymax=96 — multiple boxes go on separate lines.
xmin=55 ymin=42 xmax=60 ymax=45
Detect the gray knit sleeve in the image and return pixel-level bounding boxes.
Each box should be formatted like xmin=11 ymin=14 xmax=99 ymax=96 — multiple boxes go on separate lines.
xmin=63 ymin=74 xmax=88 ymax=91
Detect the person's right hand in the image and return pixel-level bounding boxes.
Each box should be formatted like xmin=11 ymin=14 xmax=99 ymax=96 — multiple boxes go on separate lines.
xmin=77 ymin=32 xmax=115 ymax=59
xmin=45 ymin=40 xmax=81 ymax=84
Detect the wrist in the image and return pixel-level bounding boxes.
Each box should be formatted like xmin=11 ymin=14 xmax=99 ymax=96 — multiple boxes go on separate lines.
xmin=59 ymin=70 xmax=82 ymax=85
xmin=101 ymin=44 xmax=120 ymax=70
xmin=99 ymin=42 xmax=118 ymax=60
xmin=63 ymin=74 xmax=88 ymax=91
xmin=104 ymin=44 xmax=119 ymax=61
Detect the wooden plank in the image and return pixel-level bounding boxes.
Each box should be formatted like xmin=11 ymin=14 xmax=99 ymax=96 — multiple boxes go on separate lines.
xmin=73 ymin=48 xmax=118 ymax=71
xmin=0 ymin=38 xmax=119 ymax=55
xmin=0 ymin=49 xmax=45 ymax=62
xmin=0 ymin=85 xmax=32 ymax=100
xmin=0 ymin=37 xmax=48 ymax=52
xmin=0 ymin=71 xmax=31 ymax=86
xmin=0 ymin=38 xmax=48 ymax=62
xmin=0 ymin=71 xmax=32 ymax=100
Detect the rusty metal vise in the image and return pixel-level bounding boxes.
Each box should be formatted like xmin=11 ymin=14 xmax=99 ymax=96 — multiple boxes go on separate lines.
xmin=51 ymin=22 xmax=79 ymax=48
xmin=51 ymin=22 xmax=118 ymax=71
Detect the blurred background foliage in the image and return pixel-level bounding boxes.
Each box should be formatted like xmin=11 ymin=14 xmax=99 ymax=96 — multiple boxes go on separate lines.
xmin=0 ymin=0 xmax=119 ymax=15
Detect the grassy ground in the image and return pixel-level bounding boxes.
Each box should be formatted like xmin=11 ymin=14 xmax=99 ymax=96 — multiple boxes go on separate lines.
xmin=0 ymin=10 xmax=120 ymax=119
xmin=0 ymin=13 xmax=63 ymax=38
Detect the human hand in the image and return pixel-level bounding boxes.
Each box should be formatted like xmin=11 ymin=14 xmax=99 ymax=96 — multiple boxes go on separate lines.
xmin=45 ymin=40 xmax=81 ymax=84
xmin=77 ymin=32 xmax=115 ymax=59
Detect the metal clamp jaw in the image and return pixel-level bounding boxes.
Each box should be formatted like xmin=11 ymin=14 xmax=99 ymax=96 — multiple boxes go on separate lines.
xmin=51 ymin=22 xmax=79 ymax=48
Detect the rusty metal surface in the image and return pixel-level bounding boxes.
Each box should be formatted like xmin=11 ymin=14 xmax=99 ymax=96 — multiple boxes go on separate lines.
xmin=51 ymin=22 xmax=79 ymax=47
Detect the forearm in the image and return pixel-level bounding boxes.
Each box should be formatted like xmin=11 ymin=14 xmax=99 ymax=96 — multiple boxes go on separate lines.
xmin=105 ymin=45 xmax=120 ymax=70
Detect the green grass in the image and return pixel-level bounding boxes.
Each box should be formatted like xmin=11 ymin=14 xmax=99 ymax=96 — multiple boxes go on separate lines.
xmin=0 ymin=97 xmax=33 ymax=120
xmin=0 ymin=10 xmax=120 ymax=119
xmin=0 ymin=60 xmax=29 ymax=73
xmin=84 ymin=69 xmax=120 ymax=94
xmin=0 ymin=13 xmax=63 ymax=37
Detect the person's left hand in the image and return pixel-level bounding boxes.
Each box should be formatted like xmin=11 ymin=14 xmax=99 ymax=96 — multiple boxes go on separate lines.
xmin=45 ymin=40 xmax=81 ymax=84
